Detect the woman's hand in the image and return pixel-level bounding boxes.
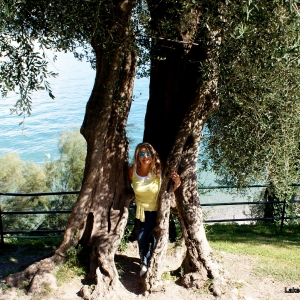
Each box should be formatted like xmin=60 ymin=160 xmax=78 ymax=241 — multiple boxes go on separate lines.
xmin=171 ymin=171 xmax=181 ymax=190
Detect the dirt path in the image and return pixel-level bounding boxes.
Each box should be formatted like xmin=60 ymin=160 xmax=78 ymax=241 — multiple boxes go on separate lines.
xmin=0 ymin=242 xmax=299 ymax=300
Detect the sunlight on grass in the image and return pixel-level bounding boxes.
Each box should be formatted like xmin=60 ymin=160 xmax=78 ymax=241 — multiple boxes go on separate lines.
xmin=9 ymin=257 xmax=18 ymax=263
xmin=255 ymin=257 xmax=299 ymax=282
xmin=207 ymin=224 xmax=300 ymax=283
xmin=55 ymin=264 xmax=85 ymax=286
xmin=55 ymin=245 xmax=87 ymax=285
xmin=161 ymin=271 xmax=178 ymax=281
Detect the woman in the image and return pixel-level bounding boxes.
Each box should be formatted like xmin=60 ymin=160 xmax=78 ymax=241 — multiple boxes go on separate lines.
xmin=128 ymin=142 xmax=181 ymax=276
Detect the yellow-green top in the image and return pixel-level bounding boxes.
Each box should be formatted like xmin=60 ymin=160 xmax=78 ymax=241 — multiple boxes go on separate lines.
xmin=132 ymin=169 xmax=161 ymax=222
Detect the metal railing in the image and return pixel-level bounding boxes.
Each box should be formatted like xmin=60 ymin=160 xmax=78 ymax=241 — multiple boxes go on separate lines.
xmin=1 ymin=186 xmax=299 ymax=244
xmin=202 ymin=200 xmax=300 ymax=224
xmin=0 ymin=191 xmax=77 ymax=245
xmin=198 ymin=184 xmax=300 ymax=227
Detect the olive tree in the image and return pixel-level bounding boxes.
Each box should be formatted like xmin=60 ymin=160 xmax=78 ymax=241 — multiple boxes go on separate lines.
xmin=200 ymin=1 xmax=300 ymax=221
xmin=2 ymin=1 xmax=138 ymax=298
xmin=1 ymin=0 xmax=300 ymax=298
xmin=141 ymin=0 xmax=300 ymax=292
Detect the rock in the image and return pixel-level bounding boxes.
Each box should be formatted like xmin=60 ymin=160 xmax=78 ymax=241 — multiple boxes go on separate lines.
xmin=180 ymin=272 xmax=207 ymax=289
xmin=28 ymin=272 xmax=57 ymax=294
xmin=79 ymin=285 xmax=91 ymax=300
xmin=220 ymin=287 xmax=238 ymax=300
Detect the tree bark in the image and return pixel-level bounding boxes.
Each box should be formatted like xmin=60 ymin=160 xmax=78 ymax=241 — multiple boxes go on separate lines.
xmin=143 ymin=0 xmax=223 ymax=296
xmin=263 ymin=187 xmax=277 ymax=223
xmin=6 ymin=1 xmax=137 ymax=298
xmin=5 ymin=1 xmax=225 ymax=297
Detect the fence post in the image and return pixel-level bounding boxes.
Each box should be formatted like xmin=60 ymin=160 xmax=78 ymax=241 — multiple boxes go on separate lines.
xmin=280 ymin=199 xmax=286 ymax=231
xmin=0 ymin=205 xmax=4 ymax=245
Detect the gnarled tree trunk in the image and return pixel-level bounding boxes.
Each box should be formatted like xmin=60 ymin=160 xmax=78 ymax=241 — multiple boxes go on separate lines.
xmin=6 ymin=1 xmax=137 ymax=298
xmin=143 ymin=0 xmax=223 ymax=296
xmin=6 ymin=0 xmax=226 ymax=298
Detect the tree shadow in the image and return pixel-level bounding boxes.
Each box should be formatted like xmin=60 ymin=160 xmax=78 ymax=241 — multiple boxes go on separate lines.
xmin=206 ymin=224 xmax=300 ymax=249
xmin=114 ymin=253 xmax=144 ymax=295
xmin=0 ymin=243 xmax=56 ymax=280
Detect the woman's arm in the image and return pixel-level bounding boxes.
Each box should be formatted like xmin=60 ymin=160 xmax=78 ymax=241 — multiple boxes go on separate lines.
xmin=128 ymin=165 xmax=133 ymax=183
xmin=171 ymin=171 xmax=181 ymax=191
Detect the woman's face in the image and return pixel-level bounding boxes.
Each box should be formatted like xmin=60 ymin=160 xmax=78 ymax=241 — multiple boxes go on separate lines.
xmin=137 ymin=147 xmax=153 ymax=167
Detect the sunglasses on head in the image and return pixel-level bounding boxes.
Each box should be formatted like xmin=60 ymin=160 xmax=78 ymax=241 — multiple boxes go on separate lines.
xmin=139 ymin=151 xmax=152 ymax=157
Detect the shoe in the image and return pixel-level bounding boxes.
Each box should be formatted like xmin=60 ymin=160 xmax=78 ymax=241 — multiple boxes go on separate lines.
xmin=140 ymin=265 xmax=148 ymax=277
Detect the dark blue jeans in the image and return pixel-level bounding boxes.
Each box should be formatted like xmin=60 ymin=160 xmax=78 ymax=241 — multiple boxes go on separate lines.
xmin=137 ymin=211 xmax=157 ymax=267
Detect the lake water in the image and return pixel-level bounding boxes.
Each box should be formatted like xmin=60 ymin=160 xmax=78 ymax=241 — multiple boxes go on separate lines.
xmin=0 ymin=52 xmax=260 ymax=207
xmin=0 ymin=52 xmax=148 ymax=164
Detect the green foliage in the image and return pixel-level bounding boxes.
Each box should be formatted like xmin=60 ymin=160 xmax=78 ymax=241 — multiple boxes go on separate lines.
xmin=0 ymin=284 xmax=9 ymax=291
xmin=2 ymin=0 xmax=300 ymax=203
xmin=65 ymin=244 xmax=86 ymax=272
xmin=55 ymin=244 xmax=87 ymax=285
xmin=38 ymin=130 xmax=86 ymax=230
xmin=0 ymin=130 xmax=86 ymax=232
xmin=199 ymin=1 xmax=300 ymax=198
xmin=115 ymin=261 xmax=124 ymax=278
xmin=45 ymin=130 xmax=86 ymax=192
xmin=0 ymin=0 xmax=132 ymax=116
xmin=40 ymin=130 xmax=86 ymax=231
xmin=0 ymin=153 xmax=47 ymax=193
xmin=247 ymin=187 xmax=299 ymax=226
xmin=169 ymin=211 xmax=182 ymax=242
xmin=118 ymin=225 xmax=134 ymax=252
xmin=161 ymin=271 xmax=179 ymax=281
xmin=0 ymin=153 xmax=48 ymax=231
xmin=133 ymin=0 xmax=151 ymax=78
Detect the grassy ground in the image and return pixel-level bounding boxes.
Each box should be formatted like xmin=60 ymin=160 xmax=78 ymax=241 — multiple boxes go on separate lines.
xmin=1 ymin=224 xmax=299 ymax=285
xmin=206 ymin=223 xmax=300 ymax=283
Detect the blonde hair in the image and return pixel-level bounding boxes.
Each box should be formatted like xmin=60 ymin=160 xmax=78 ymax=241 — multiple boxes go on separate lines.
xmin=133 ymin=142 xmax=161 ymax=176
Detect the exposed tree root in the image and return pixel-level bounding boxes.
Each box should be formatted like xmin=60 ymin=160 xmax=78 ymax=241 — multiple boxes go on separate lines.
xmin=179 ymin=205 xmax=225 ymax=297
xmin=79 ymin=264 xmax=121 ymax=300
xmin=5 ymin=255 xmax=63 ymax=293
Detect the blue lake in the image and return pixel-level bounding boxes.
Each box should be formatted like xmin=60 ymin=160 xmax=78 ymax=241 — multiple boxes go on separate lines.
xmin=0 ymin=52 xmax=148 ymax=164
xmin=0 ymin=52 xmax=258 ymax=204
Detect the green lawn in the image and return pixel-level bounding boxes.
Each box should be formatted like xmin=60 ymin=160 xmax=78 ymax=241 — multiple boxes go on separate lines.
xmin=206 ymin=224 xmax=300 ymax=282
xmin=1 ymin=224 xmax=299 ymax=284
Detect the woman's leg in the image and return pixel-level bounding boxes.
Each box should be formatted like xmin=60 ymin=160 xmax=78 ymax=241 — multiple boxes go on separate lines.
xmin=137 ymin=211 xmax=157 ymax=266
